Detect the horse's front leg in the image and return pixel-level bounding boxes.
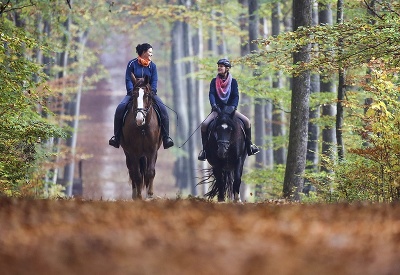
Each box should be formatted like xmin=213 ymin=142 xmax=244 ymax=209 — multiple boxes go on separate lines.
xmin=233 ymin=160 xmax=245 ymax=203
xmin=213 ymin=169 xmax=225 ymax=202
xmin=145 ymin=153 xmax=158 ymax=200
xmin=129 ymin=169 xmax=143 ymax=200
xmin=127 ymin=157 xmax=143 ymax=200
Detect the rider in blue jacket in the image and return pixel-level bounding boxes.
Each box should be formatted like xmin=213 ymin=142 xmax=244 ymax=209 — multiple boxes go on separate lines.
xmin=109 ymin=43 xmax=174 ymax=149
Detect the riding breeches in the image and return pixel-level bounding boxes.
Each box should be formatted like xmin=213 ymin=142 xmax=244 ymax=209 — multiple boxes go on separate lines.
xmin=201 ymin=110 xmax=251 ymax=133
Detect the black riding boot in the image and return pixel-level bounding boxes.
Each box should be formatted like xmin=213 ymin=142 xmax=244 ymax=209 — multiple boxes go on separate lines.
xmin=245 ymin=127 xmax=259 ymax=156
xmin=161 ymin=116 xmax=174 ymax=149
xmin=198 ymin=130 xmax=208 ymax=161
xmin=109 ymin=115 xmax=122 ymax=148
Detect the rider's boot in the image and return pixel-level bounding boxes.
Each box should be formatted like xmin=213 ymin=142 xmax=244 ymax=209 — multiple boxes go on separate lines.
xmin=109 ymin=115 xmax=122 ymax=148
xmin=161 ymin=116 xmax=174 ymax=149
xmin=198 ymin=130 xmax=207 ymax=161
xmin=245 ymin=127 xmax=259 ymax=156
xmin=109 ymin=135 xmax=120 ymax=148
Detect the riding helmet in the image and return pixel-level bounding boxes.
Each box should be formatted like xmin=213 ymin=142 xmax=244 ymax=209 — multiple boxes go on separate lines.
xmin=217 ymin=58 xmax=231 ymax=68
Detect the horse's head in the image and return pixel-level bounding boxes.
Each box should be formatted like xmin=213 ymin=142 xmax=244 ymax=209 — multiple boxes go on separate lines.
xmin=130 ymin=73 xmax=152 ymax=127
xmin=214 ymin=111 xmax=236 ymax=159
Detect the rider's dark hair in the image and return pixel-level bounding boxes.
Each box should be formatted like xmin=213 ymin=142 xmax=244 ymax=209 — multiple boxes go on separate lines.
xmin=136 ymin=43 xmax=153 ymax=56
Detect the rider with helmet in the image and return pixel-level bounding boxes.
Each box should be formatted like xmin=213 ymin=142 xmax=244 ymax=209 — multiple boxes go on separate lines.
xmin=198 ymin=58 xmax=259 ymax=161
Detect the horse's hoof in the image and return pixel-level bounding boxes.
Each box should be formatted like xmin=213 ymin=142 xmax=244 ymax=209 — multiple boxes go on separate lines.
xmin=146 ymin=195 xmax=154 ymax=201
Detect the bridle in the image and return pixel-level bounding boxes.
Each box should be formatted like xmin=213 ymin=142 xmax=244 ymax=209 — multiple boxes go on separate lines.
xmin=132 ymin=85 xmax=152 ymax=126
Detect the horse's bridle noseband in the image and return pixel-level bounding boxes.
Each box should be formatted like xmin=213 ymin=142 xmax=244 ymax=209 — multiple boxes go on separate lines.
xmin=135 ymin=106 xmax=150 ymax=119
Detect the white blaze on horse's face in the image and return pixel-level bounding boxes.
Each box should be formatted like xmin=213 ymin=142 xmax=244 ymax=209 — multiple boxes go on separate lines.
xmin=221 ymin=123 xmax=228 ymax=129
xmin=136 ymin=88 xmax=145 ymax=126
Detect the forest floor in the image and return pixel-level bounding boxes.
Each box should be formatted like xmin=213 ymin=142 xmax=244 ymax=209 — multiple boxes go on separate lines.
xmin=1 ymin=198 xmax=400 ymax=275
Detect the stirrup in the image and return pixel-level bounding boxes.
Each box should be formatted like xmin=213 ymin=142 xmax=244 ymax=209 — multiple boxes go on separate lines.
xmin=198 ymin=150 xmax=206 ymax=161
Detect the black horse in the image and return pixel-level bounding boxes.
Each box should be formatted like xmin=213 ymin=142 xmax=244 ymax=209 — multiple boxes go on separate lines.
xmin=201 ymin=107 xmax=247 ymax=202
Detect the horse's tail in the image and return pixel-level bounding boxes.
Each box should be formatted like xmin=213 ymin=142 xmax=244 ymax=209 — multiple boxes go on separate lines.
xmin=222 ymin=171 xmax=234 ymax=200
xmin=202 ymin=169 xmax=234 ymax=201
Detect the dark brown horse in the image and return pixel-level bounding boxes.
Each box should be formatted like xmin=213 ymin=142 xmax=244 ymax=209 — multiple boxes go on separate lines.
xmin=201 ymin=107 xmax=247 ymax=202
xmin=120 ymin=73 xmax=162 ymax=199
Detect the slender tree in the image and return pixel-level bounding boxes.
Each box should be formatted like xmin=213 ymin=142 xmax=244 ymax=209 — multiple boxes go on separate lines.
xmin=271 ymin=2 xmax=286 ymax=166
xmin=336 ymin=0 xmax=345 ymax=160
xmin=306 ymin=1 xmax=319 ymax=173
xmin=319 ymin=1 xmax=336 ymax=173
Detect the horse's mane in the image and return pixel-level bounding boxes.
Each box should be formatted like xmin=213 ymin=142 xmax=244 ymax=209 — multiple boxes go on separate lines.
xmin=133 ymin=78 xmax=148 ymax=89
xmin=216 ymin=112 xmax=236 ymax=131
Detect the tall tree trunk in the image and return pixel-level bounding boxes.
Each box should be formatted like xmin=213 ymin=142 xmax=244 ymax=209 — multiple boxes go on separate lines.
xmin=271 ymin=3 xmax=286 ymax=165
xmin=239 ymin=0 xmax=251 ymax=201
xmin=319 ymin=2 xmax=336 ymax=173
xmin=60 ymin=3 xmax=72 ymax=195
xmin=261 ymin=17 xmax=273 ymax=169
xmin=249 ymin=0 xmax=264 ymax=200
xmin=64 ymin=30 xmax=88 ymax=197
xmin=195 ymin=22 xmax=208 ymax=196
xmin=336 ymin=0 xmax=345 ymax=160
xmin=171 ymin=21 xmax=190 ymax=191
xmin=283 ymin=0 xmax=312 ymax=201
xmin=182 ymin=0 xmax=197 ymax=195
xmin=306 ymin=1 xmax=319 ymax=173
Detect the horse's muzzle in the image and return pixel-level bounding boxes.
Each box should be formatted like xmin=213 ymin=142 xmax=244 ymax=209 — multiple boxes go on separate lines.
xmin=217 ymin=140 xmax=229 ymax=158
xmin=135 ymin=110 xmax=146 ymax=126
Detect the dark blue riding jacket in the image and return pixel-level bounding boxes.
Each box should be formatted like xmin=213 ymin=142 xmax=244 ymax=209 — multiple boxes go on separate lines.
xmin=125 ymin=58 xmax=158 ymax=95
xmin=209 ymin=76 xmax=239 ymax=109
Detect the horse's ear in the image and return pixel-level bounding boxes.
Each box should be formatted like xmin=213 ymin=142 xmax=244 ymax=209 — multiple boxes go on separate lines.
xmin=131 ymin=72 xmax=137 ymax=84
xmin=144 ymin=75 xmax=150 ymax=85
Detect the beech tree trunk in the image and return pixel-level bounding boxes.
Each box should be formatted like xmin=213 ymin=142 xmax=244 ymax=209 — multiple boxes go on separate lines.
xmin=319 ymin=2 xmax=336 ymax=173
xmin=283 ymin=0 xmax=312 ymax=200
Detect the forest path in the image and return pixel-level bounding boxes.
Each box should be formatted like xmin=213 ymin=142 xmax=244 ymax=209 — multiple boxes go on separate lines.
xmin=1 ymin=198 xmax=399 ymax=275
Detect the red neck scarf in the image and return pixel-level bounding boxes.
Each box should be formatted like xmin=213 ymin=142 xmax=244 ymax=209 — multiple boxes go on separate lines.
xmin=138 ymin=56 xmax=151 ymax=67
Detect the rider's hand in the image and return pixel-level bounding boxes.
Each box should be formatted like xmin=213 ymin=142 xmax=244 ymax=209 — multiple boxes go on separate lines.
xmin=212 ymin=104 xmax=221 ymax=114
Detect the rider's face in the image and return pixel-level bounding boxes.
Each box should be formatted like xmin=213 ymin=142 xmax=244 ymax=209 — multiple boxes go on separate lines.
xmin=218 ymin=64 xmax=227 ymax=75
xmin=141 ymin=48 xmax=153 ymax=61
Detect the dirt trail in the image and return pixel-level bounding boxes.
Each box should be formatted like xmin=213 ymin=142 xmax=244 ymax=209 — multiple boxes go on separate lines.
xmin=77 ymin=35 xmax=178 ymax=200
xmin=1 ymin=198 xmax=399 ymax=275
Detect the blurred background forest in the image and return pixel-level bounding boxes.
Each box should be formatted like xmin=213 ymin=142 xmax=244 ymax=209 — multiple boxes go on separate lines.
xmin=1 ymin=0 xmax=400 ymax=202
